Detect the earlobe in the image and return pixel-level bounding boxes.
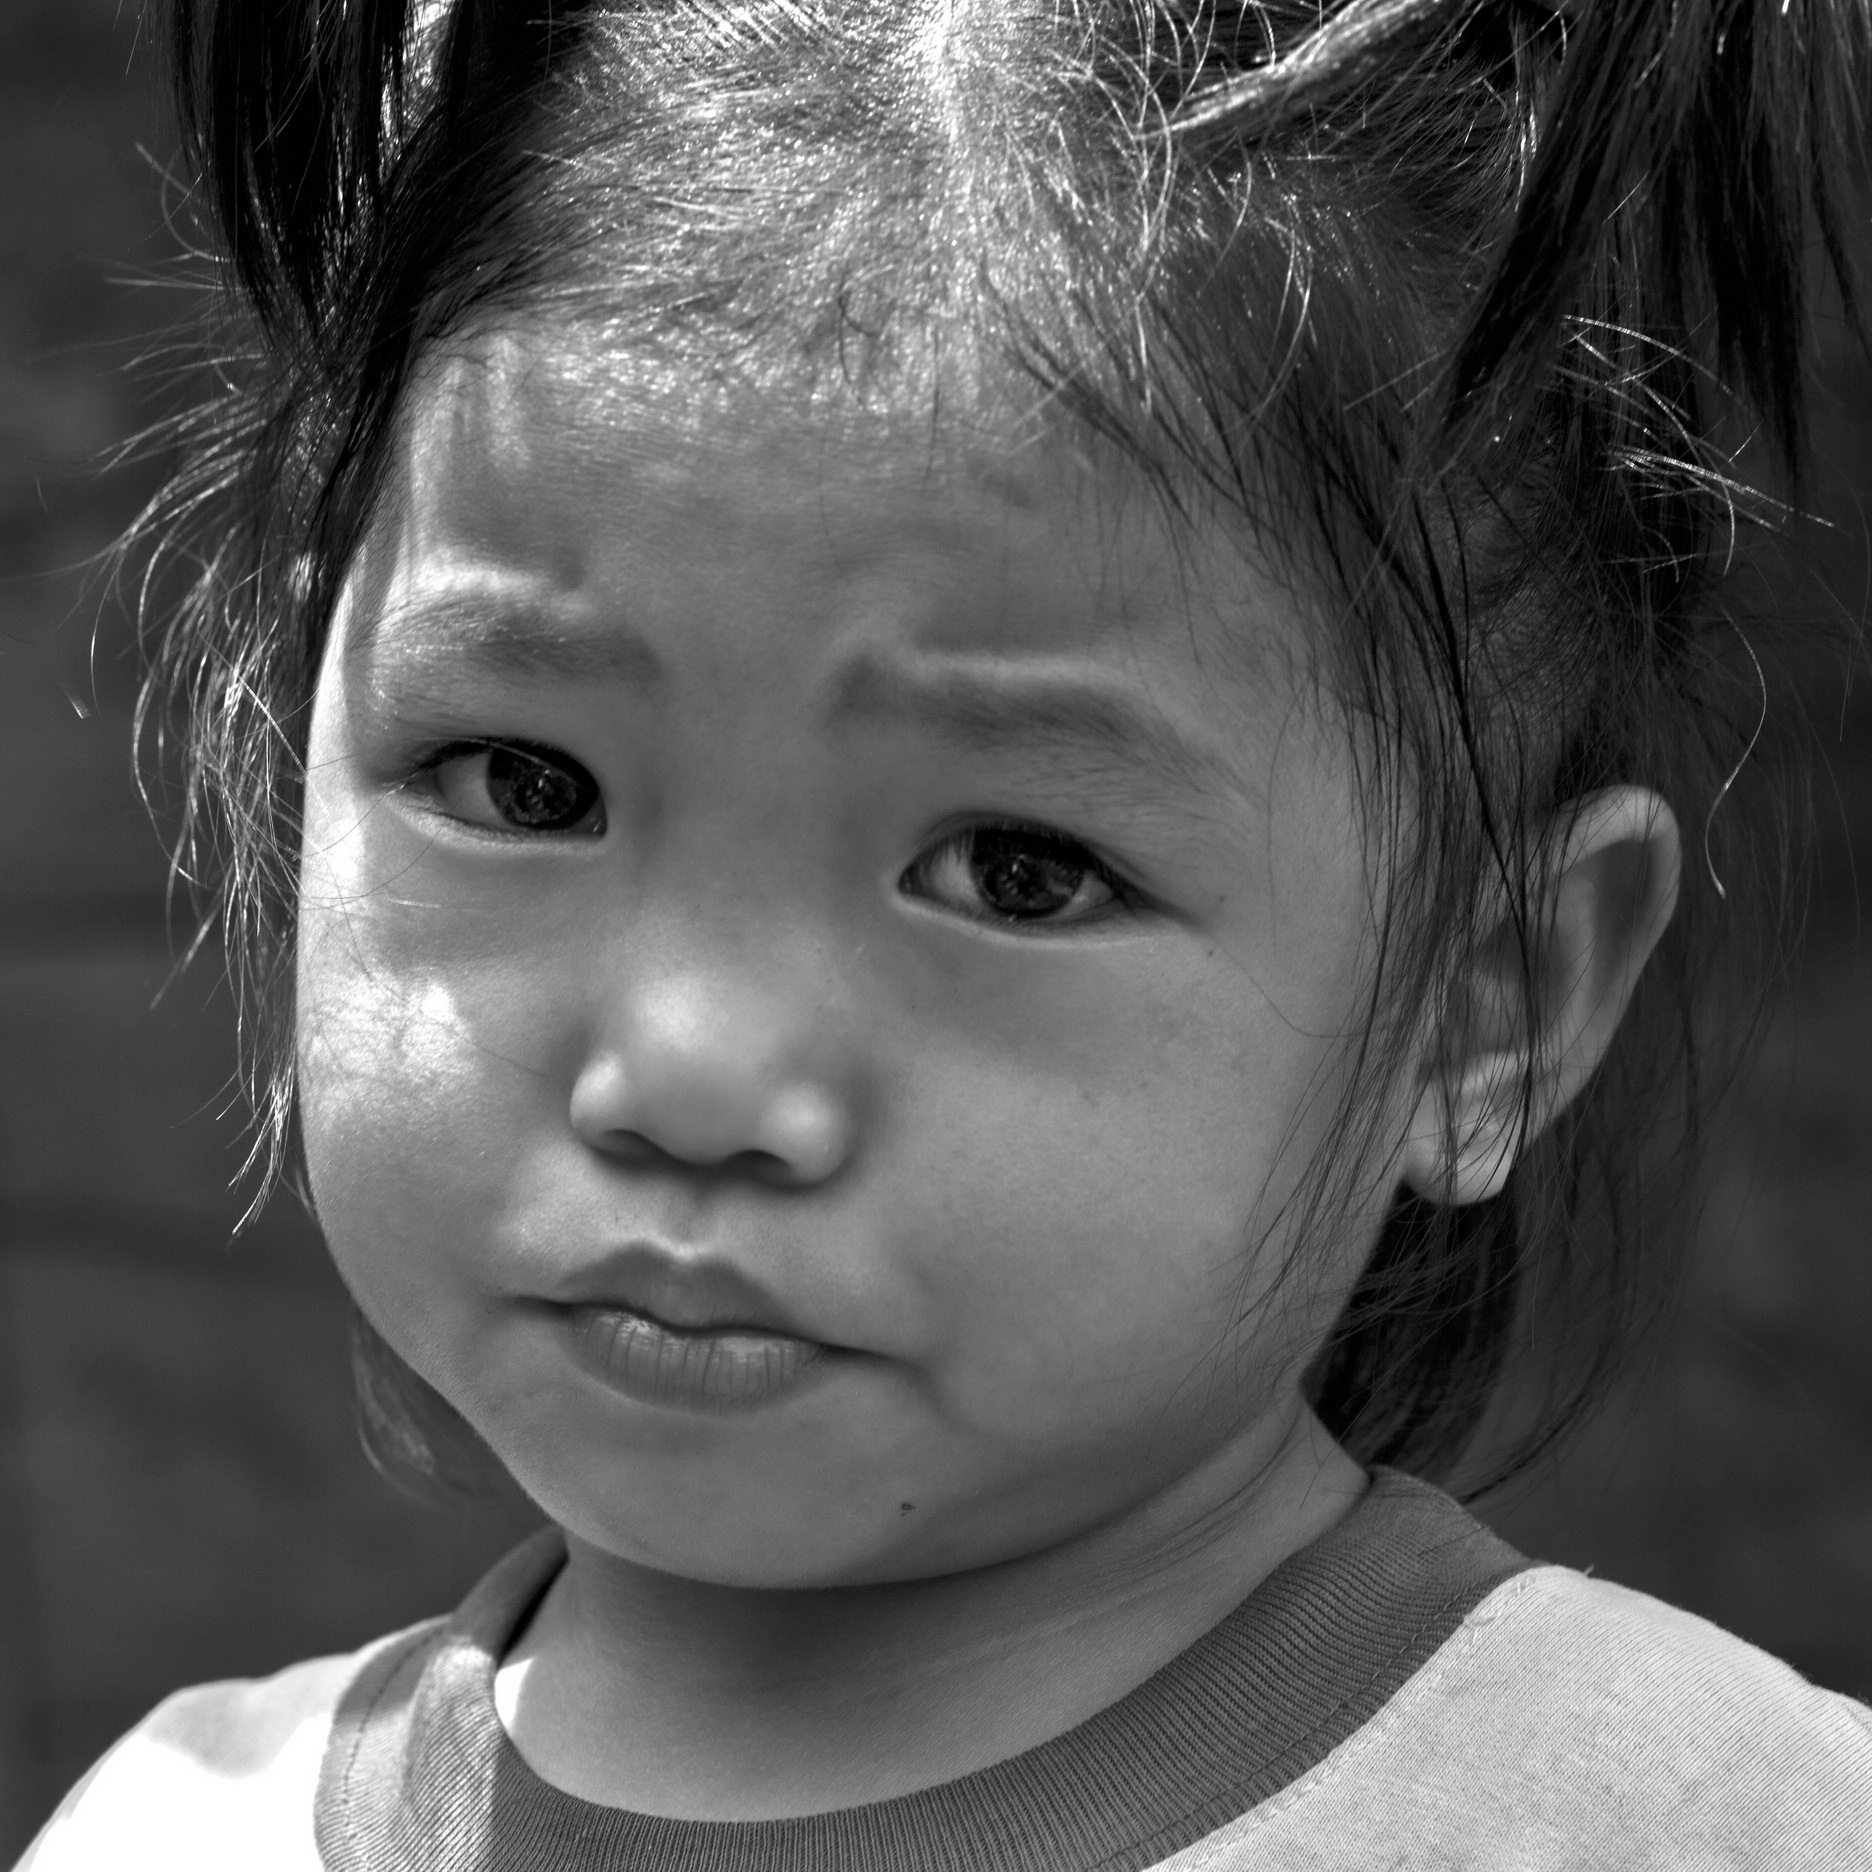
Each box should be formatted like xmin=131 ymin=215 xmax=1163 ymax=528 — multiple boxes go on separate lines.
xmin=1402 ymin=1048 xmax=1530 ymax=1205
xmin=1401 ymin=787 xmax=1681 ymax=1207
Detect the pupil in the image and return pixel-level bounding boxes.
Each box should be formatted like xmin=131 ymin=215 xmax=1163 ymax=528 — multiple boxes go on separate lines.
xmin=486 ymin=747 xmax=590 ymax=829
xmin=974 ymin=833 xmax=1081 ymax=916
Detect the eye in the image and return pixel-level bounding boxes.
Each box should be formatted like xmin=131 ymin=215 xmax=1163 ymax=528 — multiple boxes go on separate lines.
xmin=901 ymin=823 xmax=1127 ymax=927
xmin=423 ymin=742 xmax=605 ymax=835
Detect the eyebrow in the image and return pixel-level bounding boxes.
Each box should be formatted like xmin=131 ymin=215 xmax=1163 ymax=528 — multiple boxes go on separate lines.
xmin=826 ymin=651 xmax=1250 ymax=800
xmin=354 ymin=583 xmax=1253 ymax=801
xmin=350 ymin=584 xmax=665 ymax=690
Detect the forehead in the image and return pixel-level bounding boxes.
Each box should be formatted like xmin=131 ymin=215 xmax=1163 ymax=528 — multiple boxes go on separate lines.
xmin=348 ymin=321 xmax=1299 ymax=696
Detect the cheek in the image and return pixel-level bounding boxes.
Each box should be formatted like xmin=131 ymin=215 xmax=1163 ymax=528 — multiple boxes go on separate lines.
xmin=883 ymin=944 xmax=1359 ymax=1436
xmin=295 ymin=772 xmax=575 ymax=1336
xmin=296 ymin=914 xmax=493 ymax=1342
xmin=297 ymin=673 xmax=583 ymax=1131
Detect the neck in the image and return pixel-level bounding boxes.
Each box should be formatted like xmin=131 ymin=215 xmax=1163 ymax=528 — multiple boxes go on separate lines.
xmin=494 ymin=1408 xmax=1366 ymax=1819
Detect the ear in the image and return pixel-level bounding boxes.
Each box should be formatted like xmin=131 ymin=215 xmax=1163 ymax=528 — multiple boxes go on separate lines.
xmin=1401 ymin=787 xmax=1681 ymax=1206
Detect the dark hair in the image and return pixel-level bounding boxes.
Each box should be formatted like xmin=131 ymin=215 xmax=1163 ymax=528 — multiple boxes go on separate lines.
xmin=140 ymin=0 xmax=1869 ymax=1497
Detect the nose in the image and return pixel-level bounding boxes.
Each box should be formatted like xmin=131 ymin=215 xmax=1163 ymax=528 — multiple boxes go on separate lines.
xmin=568 ymin=970 xmax=857 ymax=1185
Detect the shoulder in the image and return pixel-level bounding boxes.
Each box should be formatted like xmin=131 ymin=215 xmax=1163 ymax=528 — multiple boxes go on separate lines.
xmin=1398 ymin=1567 xmax=1872 ymax=1859
xmin=1449 ymin=1565 xmax=1872 ymax=1774
xmin=13 ymin=1623 xmax=440 ymax=1872
xmin=1181 ymin=1566 xmax=1872 ymax=1871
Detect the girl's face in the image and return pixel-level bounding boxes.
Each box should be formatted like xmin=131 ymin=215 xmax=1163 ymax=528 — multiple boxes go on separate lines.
xmin=299 ymin=327 xmax=1405 ymax=1588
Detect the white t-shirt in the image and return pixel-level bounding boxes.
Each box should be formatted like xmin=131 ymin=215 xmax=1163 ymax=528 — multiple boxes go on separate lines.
xmin=19 ymin=1472 xmax=1872 ymax=1870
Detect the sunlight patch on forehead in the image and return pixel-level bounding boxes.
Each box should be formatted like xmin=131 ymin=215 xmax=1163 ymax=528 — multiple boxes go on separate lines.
xmin=388 ymin=336 xmax=592 ymax=585
xmin=411 ymin=314 xmax=1069 ymax=517
xmin=374 ymin=313 xmax=1303 ymax=679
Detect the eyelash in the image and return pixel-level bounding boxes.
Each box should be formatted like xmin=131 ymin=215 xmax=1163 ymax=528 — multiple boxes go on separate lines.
xmin=899 ymin=820 xmax=1142 ymax=931
xmin=408 ymin=739 xmax=606 ymax=837
xmin=404 ymin=746 xmax=1141 ymax=929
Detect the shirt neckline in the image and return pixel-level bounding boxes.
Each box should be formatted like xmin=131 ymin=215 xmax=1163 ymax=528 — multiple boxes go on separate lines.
xmin=317 ymin=1468 xmax=1527 ymax=1872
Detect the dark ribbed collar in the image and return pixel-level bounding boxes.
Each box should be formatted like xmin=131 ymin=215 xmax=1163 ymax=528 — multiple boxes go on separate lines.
xmin=316 ymin=1469 xmax=1526 ymax=1872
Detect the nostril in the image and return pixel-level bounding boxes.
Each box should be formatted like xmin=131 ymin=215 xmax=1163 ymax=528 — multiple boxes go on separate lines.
xmin=588 ymin=1120 xmax=847 ymax=1186
xmin=581 ymin=1126 xmax=694 ymax=1172
xmin=568 ymin=1052 xmax=853 ymax=1184
xmin=753 ymin=1085 xmax=853 ymax=1183
xmin=722 ymin=1143 xmax=819 ymax=1187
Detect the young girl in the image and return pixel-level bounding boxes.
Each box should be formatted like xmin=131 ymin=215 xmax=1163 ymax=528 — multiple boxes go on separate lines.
xmin=23 ymin=0 xmax=1872 ymax=1865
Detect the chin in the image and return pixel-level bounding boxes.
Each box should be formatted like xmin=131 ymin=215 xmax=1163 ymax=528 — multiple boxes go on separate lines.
xmin=562 ymin=1499 xmax=928 ymax=1588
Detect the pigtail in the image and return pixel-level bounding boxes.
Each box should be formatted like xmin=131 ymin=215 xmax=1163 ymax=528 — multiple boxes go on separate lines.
xmin=167 ymin=1 xmax=595 ymax=344
xmin=1454 ymin=0 xmax=1870 ymax=476
xmin=1173 ymin=0 xmax=1867 ymax=465
xmin=169 ymin=0 xmax=420 ymax=340
xmin=1170 ymin=0 xmax=1465 ymax=135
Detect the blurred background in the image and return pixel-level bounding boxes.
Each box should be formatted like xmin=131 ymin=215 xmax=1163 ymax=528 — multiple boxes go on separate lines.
xmin=2 ymin=1 xmax=1870 ymax=1858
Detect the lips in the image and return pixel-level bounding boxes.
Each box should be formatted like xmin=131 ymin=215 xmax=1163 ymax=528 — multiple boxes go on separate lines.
xmin=548 ymin=1239 xmax=811 ymax=1336
xmin=544 ymin=1240 xmax=832 ymax=1412
xmin=560 ymin=1305 xmax=826 ymax=1410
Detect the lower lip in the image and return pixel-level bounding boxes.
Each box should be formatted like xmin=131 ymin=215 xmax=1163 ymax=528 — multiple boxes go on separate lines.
xmin=557 ymin=1304 xmax=828 ymax=1411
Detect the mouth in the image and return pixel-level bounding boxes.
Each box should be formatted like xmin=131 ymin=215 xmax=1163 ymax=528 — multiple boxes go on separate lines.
xmin=557 ymin=1304 xmax=827 ymax=1411
xmin=544 ymin=1240 xmax=832 ymax=1412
